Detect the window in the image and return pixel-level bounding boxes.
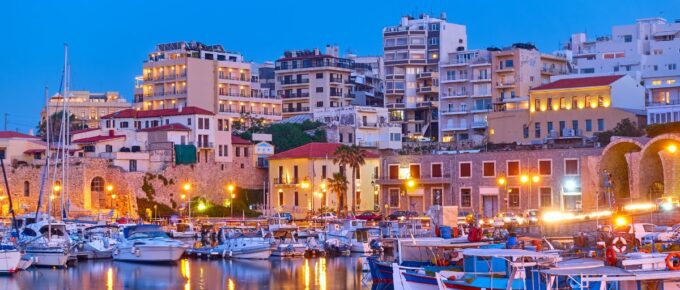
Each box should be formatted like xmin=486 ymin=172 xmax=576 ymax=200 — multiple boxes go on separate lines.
xmin=316 ymin=87 xmax=323 ymax=93
xmin=572 ymin=120 xmax=579 ymax=131
xmin=294 ymin=192 xmax=299 ymax=206
xmin=204 ymin=118 xmax=209 ymax=129
xmin=597 ymin=119 xmax=605 ymax=131
xmin=389 ymin=189 xmax=400 ymax=207
xmin=508 ymin=187 xmax=520 ymax=208
xmin=244 ymin=147 xmax=249 ymax=157
xmin=459 ymin=162 xmax=471 ymax=178
xmin=316 ymin=73 xmax=323 ymax=79
xmin=482 ymin=161 xmax=495 ymax=177
xmin=187 ymin=118 xmax=192 ymax=125
xmin=91 ymin=177 xmax=105 ymax=192
xmin=535 ymin=122 xmax=541 ymax=138
xmin=279 ymin=191 xmax=284 ymax=206
xmin=129 ymin=160 xmax=137 ymax=172
xmin=540 ymin=187 xmax=552 ymax=208
xmin=460 ymin=188 xmax=471 ymax=207
xmin=507 ymin=161 xmax=520 ymax=176
xmin=23 ymin=181 xmax=30 ymax=197
xmin=322 ymin=165 xmax=327 ymax=179
xmin=547 ymin=122 xmax=553 ymax=134
xmin=389 ymin=165 xmax=399 ymax=179
xmin=409 ymin=164 xmax=421 ymax=178
xmin=565 ymin=159 xmax=579 ymax=175
xmin=235 ymin=147 xmax=240 ymax=157
xmin=431 ymin=163 xmax=442 ymax=178
xmin=623 ymin=35 xmax=632 ymax=42
xmin=523 ymin=126 xmax=529 ymax=138
xmin=316 ymin=101 xmax=323 ymax=107
xmin=432 ymin=188 xmax=442 ymax=206
xmin=586 ymin=119 xmax=592 ymax=132
xmin=538 ymin=160 xmax=552 ymax=176
xmin=120 ymin=122 xmax=129 ymax=128
xmin=105 ymin=145 xmax=113 ymax=153
xmin=198 ymin=118 xmax=203 ymax=129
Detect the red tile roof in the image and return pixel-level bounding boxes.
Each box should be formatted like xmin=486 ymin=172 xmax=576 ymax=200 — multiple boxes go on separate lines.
xmin=0 ymin=131 xmax=39 ymax=139
xmin=231 ymin=135 xmax=252 ymax=145
xmin=72 ymin=135 xmax=125 ymax=144
xmin=268 ymin=142 xmax=379 ymax=160
xmin=532 ymin=75 xmax=625 ymax=91
xmin=70 ymin=128 xmax=100 ymax=135
xmin=101 ymin=106 xmax=214 ymax=119
xmin=138 ymin=123 xmax=191 ymax=132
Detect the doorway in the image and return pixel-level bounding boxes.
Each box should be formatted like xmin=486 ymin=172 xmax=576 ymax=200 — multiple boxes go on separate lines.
xmin=481 ymin=195 xmax=499 ymax=218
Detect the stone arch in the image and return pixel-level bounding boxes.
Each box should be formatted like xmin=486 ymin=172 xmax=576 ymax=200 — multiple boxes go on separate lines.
xmin=90 ymin=176 xmax=105 ymax=192
xmin=638 ymin=134 xmax=680 ymax=200
xmin=599 ymin=138 xmax=643 ymax=200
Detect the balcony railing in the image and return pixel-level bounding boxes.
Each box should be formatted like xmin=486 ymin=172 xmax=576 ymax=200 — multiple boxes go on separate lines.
xmin=219 ymin=75 xmax=249 ymax=81
xmin=274 ymin=177 xmax=299 ymax=185
xmin=359 ymin=122 xmax=378 ymax=128
xmin=282 ymin=107 xmax=310 ymax=113
xmin=329 ymin=77 xmax=344 ymax=83
xmin=329 ymin=91 xmax=343 ymax=97
xmin=280 ymin=79 xmax=310 ymax=85
xmin=279 ymin=93 xmax=310 ymax=99
xmin=647 ymin=100 xmax=680 ymax=107
xmin=389 ymin=115 xmax=404 ymax=121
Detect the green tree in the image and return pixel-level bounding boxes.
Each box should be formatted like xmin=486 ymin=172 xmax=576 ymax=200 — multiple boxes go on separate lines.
xmin=37 ymin=111 xmax=83 ymax=140
xmin=333 ymin=145 xmax=367 ymax=215
xmin=327 ymin=172 xmax=348 ymax=216
xmin=594 ymin=118 xmax=644 ymax=146
xmin=263 ymin=121 xmax=326 ymax=152
xmin=646 ymin=121 xmax=680 ymax=138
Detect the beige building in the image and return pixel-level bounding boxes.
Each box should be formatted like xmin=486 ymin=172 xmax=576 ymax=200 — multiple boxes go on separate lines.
xmin=382 ymin=13 xmax=467 ymax=141
xmin=135 ymin=41 xmax=282 ymax=126
xmin=0 ymin=131 xmax=46 ymax=166
xmin=312 ymin=106 xmax=402 ymax=150
xmin=274 ymin=46 xmax=354 ymax=118
xmin=268 ymin=143 xmax=380 ymax=217
xmin=489 ymin=75 xmax=646 ymax=144
xmin=41 ymin=91 xmax=131 ymax=129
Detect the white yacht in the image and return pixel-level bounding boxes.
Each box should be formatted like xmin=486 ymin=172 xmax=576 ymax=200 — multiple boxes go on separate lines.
xmin=169 ymin=223 xmax=197 ymax=239
xmin=269 ymin=229 xmax=306 ymax=257
xmin=21 ymin=220 xmax=71 ymax=267
xmin=76 ymin=225 xmax=118 ymax=259
xmin=210 ymin=226 xmax=271 ymax=259
xmin=0 ymin=244 xmax=23 ymax=273
xmin=325 ymin=219 xmax=380 ymax=253
xmin=113 ymin=224 xmax=187 ymax=263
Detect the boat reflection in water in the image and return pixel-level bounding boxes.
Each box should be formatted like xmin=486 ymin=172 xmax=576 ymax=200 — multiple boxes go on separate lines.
xmin=0 ymin=255 xmax=370 ymax=290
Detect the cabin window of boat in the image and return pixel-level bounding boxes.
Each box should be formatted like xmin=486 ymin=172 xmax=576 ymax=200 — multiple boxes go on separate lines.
xmin=508 ymin=187 xmax=520 ymax=208
xmin=389 ymin=189 xmax=400 ymax=207
xmin=129 ymin=231 xmax=168 ymax=240
xmin=39 ymin=227 xmax=64 ymax=236
xmin=431 ymin=163 xmax=442 ymax=178
xmin=459 ymin=162 xmax=471 ymax=178
xmin=388 ymin=165 xmax=399 ymax=179
xmin=22 ymin=228 xmax=37 ymax=237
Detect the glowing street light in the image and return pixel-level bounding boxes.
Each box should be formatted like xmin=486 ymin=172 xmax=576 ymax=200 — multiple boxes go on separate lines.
xmin=53 ymin=183 xmax=62 ymax=192
xmin=520 ymin=175 xmax=529 ymax=184
xmin=183 ymin=183 xmax=192 ymax=192
xmin=532 ymin=175 xmax=540 ymax=183
xmin=497 ymin=177 xmax=506 ymax=186
xmin=197 ymin=202 xmax=207 ymax=212
xmin=180 ymin=194 xmax=187 ymax=200
xmin=106 ymin=185 xmax=114 ymax=192
xmin=406 ymin=179 xmax=416 ymax=188
xmin=667 ymin=144 xmax=678 ymax=154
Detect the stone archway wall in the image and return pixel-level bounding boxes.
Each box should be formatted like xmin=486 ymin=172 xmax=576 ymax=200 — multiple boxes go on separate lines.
xmin=600 ymin=139 xmax=644 ymax=200
xmin=639 ymin=134 xmax=680 ymax=199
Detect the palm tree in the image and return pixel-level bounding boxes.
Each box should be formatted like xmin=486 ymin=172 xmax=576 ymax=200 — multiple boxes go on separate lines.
xmin=333 ymin=145 xmax=367 ymax=215
xmin=327 ymin=173 xmax=348 ymax=216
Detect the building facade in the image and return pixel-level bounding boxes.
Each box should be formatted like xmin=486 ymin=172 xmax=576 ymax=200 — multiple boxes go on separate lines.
xmin=488 ymin=75 xmax=646 ymax=144
xmin=565 ymin=18 xmax=680 ymax=125
xmin=41 ymin=91 xmax=131 ymax=130
xmin=377 ymin=147 xmax=602 ymax=217
xmin=0 ymin=131 xmax=46 ymax=166
xmin=383 ymin=14 xmax=467 ymax=141
xmin=134 ymin=41 xmax=282 ymax=125
xmin=312 ymin=106 xmax=402 ymax=150
xmin=348 ymin=55 xmax=385 ymax=107
xmin=274 ymin=46 xmax=354 ymax=119
xmin=268 ymin=143 xmax=380 ymax=217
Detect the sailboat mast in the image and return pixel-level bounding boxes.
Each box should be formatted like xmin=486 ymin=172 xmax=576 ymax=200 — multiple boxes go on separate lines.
xmin=62 ymin=44 xmax=70 ymax=219
xmin=36 ymin=86 xmax=51 ymax=219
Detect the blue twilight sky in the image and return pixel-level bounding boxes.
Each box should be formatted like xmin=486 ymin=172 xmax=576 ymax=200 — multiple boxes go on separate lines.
xmin=0 ymin=0 xmax=678 ymax=133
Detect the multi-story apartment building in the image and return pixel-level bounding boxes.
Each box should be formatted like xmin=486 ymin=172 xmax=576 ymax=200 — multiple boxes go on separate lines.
xmin=274 ymin=46 xmax=354 ymax=119
xmin=312 ymin=106 xmax=402 ymax=150
xmin=488 ymin=75 xmax=646 ymax=144
xmin=491 ymin=44 xmax=570 ymax=112
xmin=41 ymin=91 xmax=131 ymax=129
xmin=134 ymin=41 xmax=282 ymax=125
xmin=268 ymin=142 xmax=380 ymax=217
xmin=382 ymin=13 xmax=467 ymax=141
xmin=348 ymin=55 xmax=384 ymax=107
xmin=255 ymin=62 xmax=276 ymax=99
xmin=564 ymin=18 xmax=680 ymax=125
xmin=439 ymin=50 xmax=492 ymax=146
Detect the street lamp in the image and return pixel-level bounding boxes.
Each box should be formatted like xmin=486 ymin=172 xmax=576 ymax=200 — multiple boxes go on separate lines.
xmin=667 ymin=144 xmax=677 ymax=154
xmin=183 ymin=182 xmax=192 ymax=220
xmin=227 ymin=183 xmax=236 ymax=217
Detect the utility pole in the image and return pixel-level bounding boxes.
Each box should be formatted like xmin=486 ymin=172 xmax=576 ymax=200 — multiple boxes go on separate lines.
xmin=3 ymin=113 xmax=7 ymax=131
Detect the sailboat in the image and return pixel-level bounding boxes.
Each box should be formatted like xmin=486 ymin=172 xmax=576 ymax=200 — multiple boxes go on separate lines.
xmin=0 ymin=156 xmax=25 ymax=273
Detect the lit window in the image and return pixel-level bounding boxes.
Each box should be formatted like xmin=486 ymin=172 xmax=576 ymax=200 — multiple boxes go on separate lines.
xmin=652 ymin=80 xmax=662 ymax=86
xmin=667 ymin=80 xmax=677 ymax=85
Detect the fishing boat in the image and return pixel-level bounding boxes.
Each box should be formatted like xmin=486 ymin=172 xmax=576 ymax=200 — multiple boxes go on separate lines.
xmin=113 ymin=224 xmax=187 ymax=263
xmin=269 ymin=228 xmax=306 ymax=257
xmin=325 ymin=219 xmax=381 ymax=253
xmin=209 ymin=226 xmax=271 ymax=259
xmin=75 ymin=225 xmax=118 ymax=259
xmin=21 ymin=220 xmax=72 ymax=267
xmin=169 ymin=222 xmax=197 ymax=239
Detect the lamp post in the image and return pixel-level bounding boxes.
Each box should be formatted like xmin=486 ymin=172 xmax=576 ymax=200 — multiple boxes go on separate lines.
xmin=183 ymin=182 xmax=191 ymax=220
xmin=405 ymin=178 xmax=416 ymax=215
xmin=520 ymin=173 xmax=540 ymax=210
xmin=300 ymin=178 xmax=310 ymax=217
xmin=497 ymin=175 xmax=507 ymax=213
xmin=227 ymin=183 xmax=236 ymax=217
xmin=52 ymin=183 xmax=61 ymax=217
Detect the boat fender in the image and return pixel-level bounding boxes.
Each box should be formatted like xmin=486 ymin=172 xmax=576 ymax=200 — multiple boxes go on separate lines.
xmin=229 ymin=251 xmax=233 ymax=258
xmin=222 ymin=250 xmax=228 ymax=258
xmin=131 ymin=247 xmax=137 ymax=254
xmin=612 ymin=237 xmax=627 ymax=253
xmin=113 ymin=248 xmax=119 ymax=256
xmin=605 ymin=247 xmax=617 ymax=266
xmin=665 ymin=253 xmax=680 ymax=271
xmin=134 ymin=248 xmax=141 ymax=257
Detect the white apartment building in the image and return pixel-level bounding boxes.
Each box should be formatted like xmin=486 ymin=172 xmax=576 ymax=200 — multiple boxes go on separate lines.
xmin=72 ymin=106 xmax=231 ymax=172
xmin=439 ymin=49 xmax=492 ymax=146
xmin=382 ymin=13 xmax=467 ymax=141
xmin=274 ymin=46 xmax=354 ymax=118
xmin=41 ymin=91 xmax=131 ymax=129
xmin=134 ymin=41 xmax=282 ymax=126
xmin=348 ymin=55 xmax=385 ymax=107
xmin=312 ymin=106 xmax=402 ymax=150
xmin=565 ymin=18 xmax=680 ymax=125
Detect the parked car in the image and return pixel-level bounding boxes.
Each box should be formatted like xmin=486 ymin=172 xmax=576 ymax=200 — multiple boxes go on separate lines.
xmin=356 ymin=211 xmax=382 ymax=221
xmin=388 ymin=211 xmax=418 ymax=220
xmin=523 ymin=209 xmax=540 ymax=225
xmin=494 ymin=212 xmax=525 ymax=226
xmin=272 ymin=212 xmax=293 ymax=223
xmin=313 ymin=212 xmax=336 ymax=222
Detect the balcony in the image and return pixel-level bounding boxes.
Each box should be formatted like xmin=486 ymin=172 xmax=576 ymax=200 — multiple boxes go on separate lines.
xmin=386 ymin=102 xmax=406 ymax=109
xmin=470 ymin=105 xmax=492 ymax=113
xmin=282 ymin=107 xmax=310 ymax=113
xmin=441 ymin=108 xmax=469 ymax=115
xmin=219 ymin=92 xmax=250 ymax=98
xmin=471 ymin=121 xmax=488 ymax=128
xmin=389 ymin=115 xmax=404 ymax=122
xmin=329 ymin=77 xmax=344 ymax=84
xmin=441 ymin=92 xmax=468 ymax=99
xmin=376 ymin=174 xmax=452 ymax=185
xmin=441 ymin=124 xmax=469 ymax=131
xmin=416 ymin=101 xmax=435 ymax=108
xmin=358 ymin=140 xmax=378 ymax=147
xmin=541 ymin=67 xmax=568 ymax=75
xmin=385 ymin=88 xmax=405 ymax=95
xmin=471 ymin=77 xmax=491 ymax=83
xmin=279 ymin=93 xmax=310 ymax=99
xmin=280 ymin=79 xmax=310 ymax=85
xmin=196 ymin=142 xmax=214 ymax=149
xmin=416 ymin=86 xmax=438 ymax=94
xmin=416 ymin=72 xmax=437 ymax=79
xmin=441 ymin=77 xmax=468 ymax=83
xmin=647 ymin=100 xmax=680 ymax=107
xmin=329 ymin=91 xmax=344 ymax=97
xmin=547 ymin=129 xmax=584 ymax=139
xmin=273 ymin=177 xmax=299 ymax=186
xmin=496 ymin=66 xmax=515 ymax=72
xmin=358 ymin=122 xmax=379 ymax=129
xmin=495 ymin=81 xmax=516 ymax=88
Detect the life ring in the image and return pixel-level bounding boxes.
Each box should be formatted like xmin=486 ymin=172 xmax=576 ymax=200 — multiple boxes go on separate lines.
xmin=612 ymin=237 xmax=627 ymax=253
xmin=665 ymin=253 xmax=680 ymax=271
xmin=605 ymin=247 xmax=617 ymax=266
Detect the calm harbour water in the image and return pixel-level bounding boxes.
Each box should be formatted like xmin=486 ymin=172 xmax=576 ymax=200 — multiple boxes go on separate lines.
xmin=0 ymin=255 xmax=373 ymax=290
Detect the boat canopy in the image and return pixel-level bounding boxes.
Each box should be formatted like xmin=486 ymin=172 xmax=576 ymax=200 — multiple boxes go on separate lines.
xmin=539 ymin=266 xmax=633 ymax=277
xmin=123 ymin=225 xmax=163 ymax=238
xmin=460 ymin=248 xmax=556 ymax=259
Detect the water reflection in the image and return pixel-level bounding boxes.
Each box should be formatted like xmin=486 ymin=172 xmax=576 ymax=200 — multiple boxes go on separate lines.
xmin=0 ymin=255 xmax=371 ymax=290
